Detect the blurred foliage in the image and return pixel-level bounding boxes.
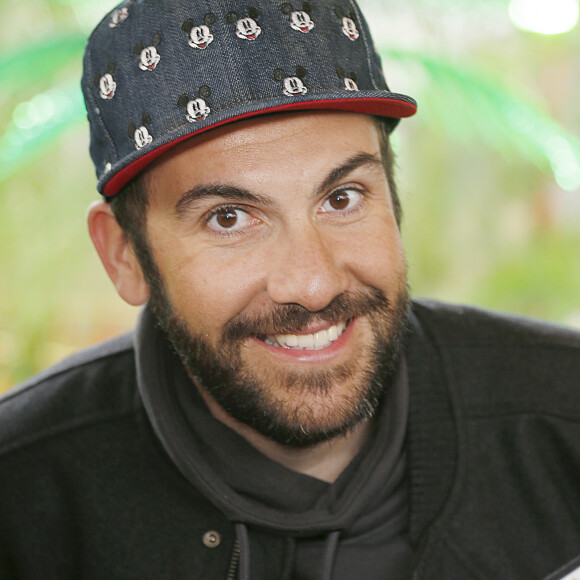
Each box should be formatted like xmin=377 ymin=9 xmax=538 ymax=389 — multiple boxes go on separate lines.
xmin=0 ymin=0 xmax=579 ymax=393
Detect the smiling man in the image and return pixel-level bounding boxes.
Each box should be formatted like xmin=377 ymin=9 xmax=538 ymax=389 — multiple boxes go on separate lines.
xmin=91 ymin=112 xmax=410 ymax=466
xmin=1 ymin=1 xmax=580 ymax=579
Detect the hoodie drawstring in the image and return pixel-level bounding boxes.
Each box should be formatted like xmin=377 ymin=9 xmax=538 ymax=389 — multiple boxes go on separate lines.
xmin=230 ymin=526 xmax=340 ymax=580
xmin=320 ymin=530 xmax=340 ymax=580
xmin=235 ymin=523 xmax=251 ymax=580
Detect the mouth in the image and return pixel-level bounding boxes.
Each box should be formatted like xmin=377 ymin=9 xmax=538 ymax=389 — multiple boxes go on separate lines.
xmin=260 ymin=320 xmax=349 ymax=351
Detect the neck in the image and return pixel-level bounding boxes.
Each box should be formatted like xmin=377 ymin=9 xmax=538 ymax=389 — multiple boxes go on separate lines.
xmin=196 ymin=386 xmax=372 ymax=483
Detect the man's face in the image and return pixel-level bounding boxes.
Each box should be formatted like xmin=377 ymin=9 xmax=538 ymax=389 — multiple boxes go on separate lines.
xmin=142 ymin=112 xmax=409 ymax=447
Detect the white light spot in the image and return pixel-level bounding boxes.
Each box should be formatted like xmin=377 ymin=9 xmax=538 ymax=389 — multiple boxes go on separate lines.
xmin=545 ymin=136 xmax=580 ymax=190
xmin=509 ymin=0 xmax=579 ymax=34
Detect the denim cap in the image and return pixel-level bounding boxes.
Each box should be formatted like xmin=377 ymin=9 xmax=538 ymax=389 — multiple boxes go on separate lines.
xmin=82 ymin=0 xmax=417 ymax=197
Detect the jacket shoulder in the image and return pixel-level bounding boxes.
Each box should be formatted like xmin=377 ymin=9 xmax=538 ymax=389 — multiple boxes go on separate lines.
xmin=411 ymin=298 xmax=580 ymax=348
xmin=0 ymin=333 xmax=139 ymax=457
xmin=409 ymin=299 xmax=580 ymax=417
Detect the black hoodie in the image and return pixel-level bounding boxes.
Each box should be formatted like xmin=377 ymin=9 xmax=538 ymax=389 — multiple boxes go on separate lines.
xmin=2 ymin=301 xmax=580 ymax=579
xmin=136 ymin=306 xmax=413 ymax=579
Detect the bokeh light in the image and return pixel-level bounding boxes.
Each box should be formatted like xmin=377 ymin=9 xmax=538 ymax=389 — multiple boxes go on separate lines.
xmin=509 ymin=0 xmax=579 ymax=34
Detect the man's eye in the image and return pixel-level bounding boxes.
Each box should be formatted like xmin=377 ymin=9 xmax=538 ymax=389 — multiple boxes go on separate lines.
xmin=207 ymin=207 xmax=252 ymax=232
xmin=321 ymin=188 xmax=363 ymax=212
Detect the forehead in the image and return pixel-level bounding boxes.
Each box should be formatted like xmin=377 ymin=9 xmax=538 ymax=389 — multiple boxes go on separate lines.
xmin=145 ymin=111 xmax=383 ymax=207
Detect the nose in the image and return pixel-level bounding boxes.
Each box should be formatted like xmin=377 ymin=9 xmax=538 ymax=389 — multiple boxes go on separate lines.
xmin=266 ymin=225 xmax=349 ymax=311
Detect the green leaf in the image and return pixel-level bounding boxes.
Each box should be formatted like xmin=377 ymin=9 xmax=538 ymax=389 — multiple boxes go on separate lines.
xmin=381 ymin=47 xmax=580 ymax=190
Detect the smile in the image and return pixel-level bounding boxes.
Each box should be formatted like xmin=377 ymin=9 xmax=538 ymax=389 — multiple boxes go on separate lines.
xmin=263 ymin=321 xmax=347 ymax=351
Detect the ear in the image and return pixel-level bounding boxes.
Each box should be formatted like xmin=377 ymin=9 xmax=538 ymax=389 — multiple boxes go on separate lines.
xmin=225 ymin=11 xmax=238 ymax=24
xmin=87 ymin=201 xmax=149 ymax=306
xmin=177 ymin=93 xmax=190 ymax=109
xmin=198 ymin=85 xmax=211 ymax=99
xmin=181 ymin=19 xmax=195 ymax=33
xmin=272 ymin=68 xmax=286 ymax=82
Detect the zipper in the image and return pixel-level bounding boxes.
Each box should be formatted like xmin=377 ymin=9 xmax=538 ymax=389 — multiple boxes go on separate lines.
xmin=226 ymin=538 xmax=240 ymax=580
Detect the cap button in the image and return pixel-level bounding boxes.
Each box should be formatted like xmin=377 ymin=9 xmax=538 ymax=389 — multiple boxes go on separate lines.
xmin=202 ymin=530 xmax=221 ymax=548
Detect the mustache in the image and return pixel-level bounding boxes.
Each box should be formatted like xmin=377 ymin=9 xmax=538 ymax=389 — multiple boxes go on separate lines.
xmin=222 ymin=288 xmax=391 ymax=341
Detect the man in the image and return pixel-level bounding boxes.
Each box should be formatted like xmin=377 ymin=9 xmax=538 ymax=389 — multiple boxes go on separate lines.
xmin=0 ymin=1 xmax=579 ymax=579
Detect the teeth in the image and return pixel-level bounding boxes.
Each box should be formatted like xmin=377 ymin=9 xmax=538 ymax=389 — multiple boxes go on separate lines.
xmin=266 ymin=321 xmax=347 ymax=351
xmin=328 ymin=325 xmax=338 ymax=341
xmin=298 ymin=333 xmax=314 ymax=349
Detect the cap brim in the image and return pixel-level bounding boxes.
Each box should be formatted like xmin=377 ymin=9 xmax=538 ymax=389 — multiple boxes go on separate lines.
xmin=101 ymin=92 xmax=417 ymax=197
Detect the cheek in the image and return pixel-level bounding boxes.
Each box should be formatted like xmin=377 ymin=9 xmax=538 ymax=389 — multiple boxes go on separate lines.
xmin=341 ymin=215 xmax=406 ymax=289
xmin=154 ymin=235 xmax=268 ymax=334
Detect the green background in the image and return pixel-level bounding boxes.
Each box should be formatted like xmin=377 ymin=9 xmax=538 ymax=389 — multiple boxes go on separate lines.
xmin=1 ymin=0 xmax=579 ymax=393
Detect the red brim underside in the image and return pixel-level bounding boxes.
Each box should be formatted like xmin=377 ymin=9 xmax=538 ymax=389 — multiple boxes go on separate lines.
xmin=103 ymin=97 xmax=417 ymax=197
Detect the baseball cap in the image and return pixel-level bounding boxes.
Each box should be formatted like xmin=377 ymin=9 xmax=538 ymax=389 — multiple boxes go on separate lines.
xmin=82 ymin=0 xmax=417 ymax=197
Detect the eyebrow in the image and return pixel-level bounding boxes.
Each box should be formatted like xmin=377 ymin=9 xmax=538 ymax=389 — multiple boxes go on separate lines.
xmin=314 ymin=152 xmax=384 ymax=197
xmin=174 ymin=152 xmax=384 ymax=216
xmin=175 ymin=184 xmax=279 ymax=217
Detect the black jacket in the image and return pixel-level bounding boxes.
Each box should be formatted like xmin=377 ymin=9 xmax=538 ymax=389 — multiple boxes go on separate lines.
xmin=1 ymin=300 xmax=579 ymax=579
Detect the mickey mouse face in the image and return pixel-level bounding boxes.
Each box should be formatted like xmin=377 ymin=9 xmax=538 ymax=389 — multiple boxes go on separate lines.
xmin=128 ymin=114 xmax=153 ymax=149
xmin=134 ymin=34 xmax=162 ymax=71
xmin=343 ymin=77 xmax=358 ymax=91
xmin=226 ymin=9 xmax=261 ymax=41
xmin=109 ymin=7 xmax=129 ymax=28
xmin=283 ymin=76 xmax=307 ymax=96
xmin=178 ymin=86 xmax=212 ymax=122
xmin=341 ymin=17 xmax=359 ymax=40
xmin=290 ymin=11 xmax=315 ymax=32
xmin=336 ymin=67 xmax=359 ymax=91
xmin=134 ymin=126 xmax=152 ymax=148
xmin=182 ymin=14 xmax=216 ymax=50
xmin=99 ymin=74 xmax=117 ymax=99
xmin=273 ymin=67 xmax=308 ymax=97
xmin=139 ymin=46 xmax=160 ymax=70
xmin=94 ymin=62 xmax=117 ymax=100
xmin=334 ymin=7 xmax=359 ymax=40
xmin=281 ymin=3 xmax=314 ymax=33
xmin=236 ymin=17 xmax=261 ymax=39
xmin=191 ymin=25 xmax=213 ymax=48
xmin=187 ymin=98 xmax=210 ymax=121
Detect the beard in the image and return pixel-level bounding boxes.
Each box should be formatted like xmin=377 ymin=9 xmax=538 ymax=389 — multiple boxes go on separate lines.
xmin=146 ymin=268 xmax=410 ymax=448
xmin=138 ymin=234 xmax=410 ymax=448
